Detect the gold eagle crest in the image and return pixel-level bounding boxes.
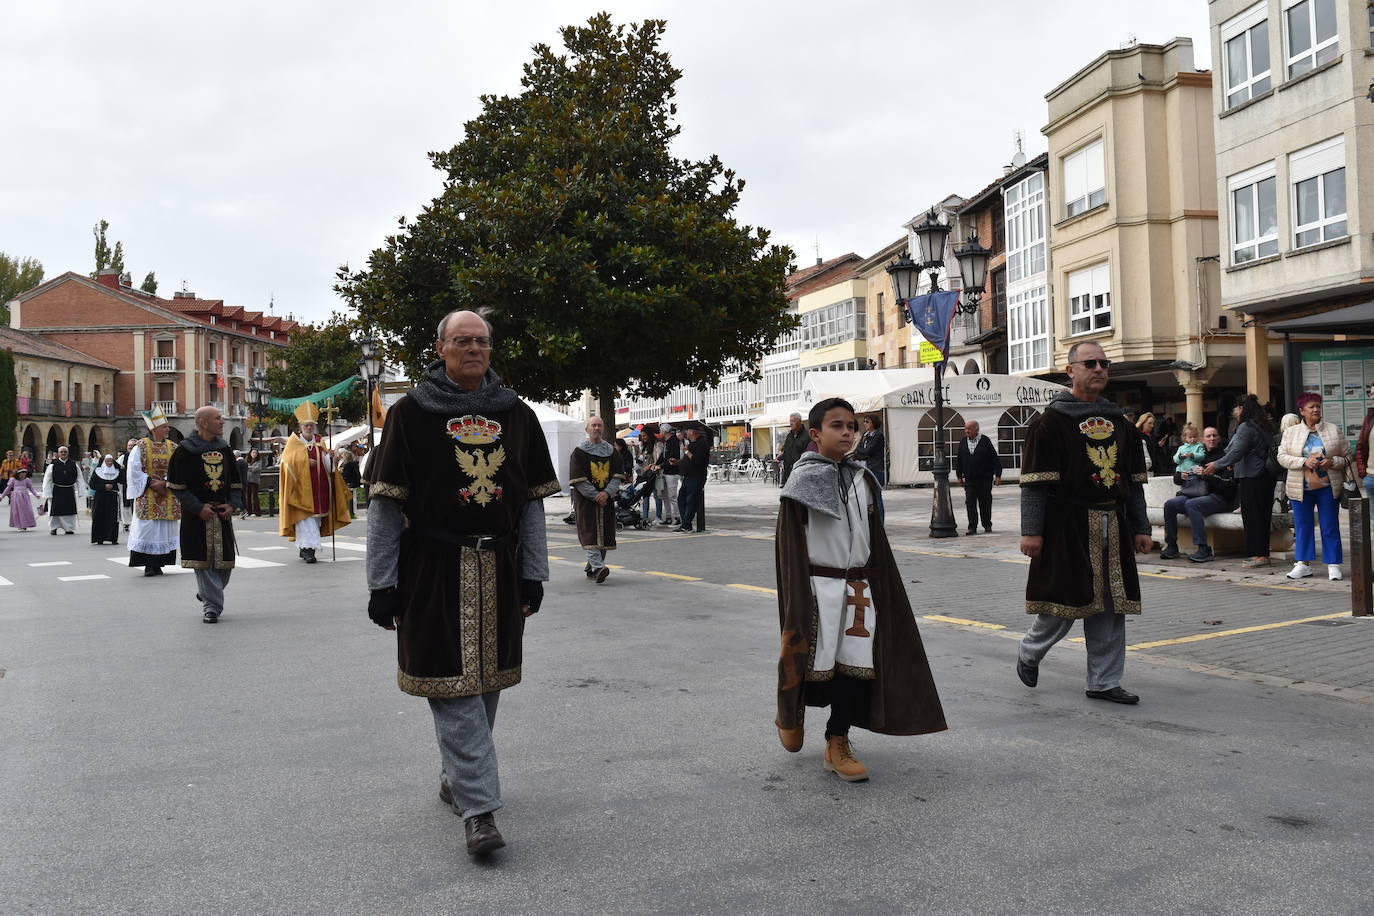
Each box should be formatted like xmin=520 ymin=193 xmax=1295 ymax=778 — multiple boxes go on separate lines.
xmin=455 ymin=445 xmax=506 ymax=505
xmin=589 ymin=459 xmax=611 ymax=489
xmin=1087 ymin=443 xmax=1120 ymax=489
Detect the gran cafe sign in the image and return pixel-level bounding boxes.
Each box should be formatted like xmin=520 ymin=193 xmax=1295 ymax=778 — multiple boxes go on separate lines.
xmin=896 ymin=375 xmax=1064 ymax=409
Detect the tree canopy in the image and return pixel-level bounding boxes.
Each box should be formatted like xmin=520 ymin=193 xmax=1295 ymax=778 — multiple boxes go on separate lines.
xmin=264 ymin=316 xmax=365 ymax=424
xmin=1 ymin=253 xmax=44 ymax=324
xmin=337 ymin=14 xmax=795 ymax=414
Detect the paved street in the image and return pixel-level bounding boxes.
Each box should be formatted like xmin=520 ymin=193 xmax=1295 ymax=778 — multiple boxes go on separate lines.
xmin=3 ymin=486 xmax=1373 ymax=915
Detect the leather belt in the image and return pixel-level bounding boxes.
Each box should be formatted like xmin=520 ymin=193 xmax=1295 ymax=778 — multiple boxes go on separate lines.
xmin=415 ymin=527 xmax=513 ymax=551
xmin=809 ymin=564 xmax=882 ymax=580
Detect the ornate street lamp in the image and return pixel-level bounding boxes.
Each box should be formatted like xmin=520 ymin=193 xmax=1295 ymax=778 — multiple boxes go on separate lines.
xmin=888 ymin=210 xmax=987 ymax=539
xmin=357 ymin=335 xmax=382 ymax=462
xmin=248 ymin=368 xmax=270 ymax=460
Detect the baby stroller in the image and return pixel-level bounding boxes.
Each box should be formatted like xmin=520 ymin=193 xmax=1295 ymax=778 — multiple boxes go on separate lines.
xmin=615 ymin=471 xmax=657 ymax=530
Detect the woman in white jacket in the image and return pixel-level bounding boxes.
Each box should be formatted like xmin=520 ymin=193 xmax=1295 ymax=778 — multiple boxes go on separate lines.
xmin=1278 ymin=392 xmax=1349 ymax=580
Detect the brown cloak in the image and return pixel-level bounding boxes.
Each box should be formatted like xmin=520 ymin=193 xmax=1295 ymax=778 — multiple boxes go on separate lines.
xmin=570 ymin=443 xmax=626 ymax=551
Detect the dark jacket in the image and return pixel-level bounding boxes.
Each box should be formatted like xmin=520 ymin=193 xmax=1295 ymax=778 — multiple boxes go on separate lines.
xmin=1174 ymin=443 xmax=1238 ymax=508
xmin=853 ymin=429 xmax=886 ymax=468
xmin=1357 ymin=408 xmax=1374 ymax=479
xmin=778 ymin=427 xmax=809 ymax=482
xmin=340 ymin=460 xmax=362 ymax=489
xmin=681 ymin=435 xmax=710 ymax=480
xmin=954 ymin=435 xmax=1002 ymax=481
xmin=661 ymin=434 xmax=682 ymax=476
xmin=1210 ymin=419 xmax=1271 ymax=479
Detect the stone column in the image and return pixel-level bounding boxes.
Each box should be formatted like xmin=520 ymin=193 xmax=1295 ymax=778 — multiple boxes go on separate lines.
xmin=1244 ymin=322 xmax=1270 ymax=398
xmin=1172 ymin=367 xmax=1219 ymax=430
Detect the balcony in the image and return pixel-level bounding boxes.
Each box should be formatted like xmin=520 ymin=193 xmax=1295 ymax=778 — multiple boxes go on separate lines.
xmin=153 ymin=400 xmax=179 ymax=416
xmin=230 ymin=403 xmax=248 ymax=418
xmin=211 ymin=401 xmax=226 ymax=414
xmin=206 ymin=359 xmax=220 ymax=372
xmin=230 ymin=362 xmax=247 ymax=378
xmin=150 ymin=357 xmax=178 ymax=372
xmin=15 ymin=398 xmax=115 ymax=418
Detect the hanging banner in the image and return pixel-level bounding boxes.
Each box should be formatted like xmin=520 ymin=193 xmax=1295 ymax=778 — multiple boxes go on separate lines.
xmin=904 ymin=290 xmax=961 ymax=360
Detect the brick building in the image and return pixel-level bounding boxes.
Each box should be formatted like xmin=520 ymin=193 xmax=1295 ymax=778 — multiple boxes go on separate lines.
xmin=2 ymin=325 xmax=119 ymax=461
xmin=7 ymin=270 xmax=296 ymax=448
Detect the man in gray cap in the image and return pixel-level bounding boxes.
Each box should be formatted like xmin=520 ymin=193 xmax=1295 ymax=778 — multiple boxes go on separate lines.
xmin=657 ymin=424 xmax=681 ymax=527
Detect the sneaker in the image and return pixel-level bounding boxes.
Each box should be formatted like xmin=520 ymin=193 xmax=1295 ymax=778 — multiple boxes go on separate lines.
xmin=202 ymin=610 xmax=219 ymax=624
xmin=1328 ymin=565 xmax=1343 ymax=581
xmin=822 ymin=735 xmax=869 ymax=782
xmin=1158 ymin=544 xmax=1180 ymax=560
xmin=1241 ymin=557 xmax=1271 ymax=569
xmin=1286 ymin=562 xmax=1312 ymax=579
xmin=1188 ymin=545 xmax=1213 ymax=563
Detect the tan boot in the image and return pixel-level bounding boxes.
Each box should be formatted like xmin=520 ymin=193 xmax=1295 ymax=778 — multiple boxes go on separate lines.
xmin=823 ymin=735 xmax=869 ymax=782
xmin=776 ymin=719 xmax=803 ymax=753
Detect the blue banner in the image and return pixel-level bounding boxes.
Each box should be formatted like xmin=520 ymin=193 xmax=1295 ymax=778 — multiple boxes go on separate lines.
xmin=904 ymin=290 xmax=961 ymax=360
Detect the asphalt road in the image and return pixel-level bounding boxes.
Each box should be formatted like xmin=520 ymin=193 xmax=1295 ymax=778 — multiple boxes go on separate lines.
xmin=2 ymin=496 xmax=1371 ymax=915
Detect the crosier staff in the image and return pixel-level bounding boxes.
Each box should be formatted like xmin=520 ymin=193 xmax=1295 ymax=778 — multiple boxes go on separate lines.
xmin=319 ymin=395 xmax=340 ymax=564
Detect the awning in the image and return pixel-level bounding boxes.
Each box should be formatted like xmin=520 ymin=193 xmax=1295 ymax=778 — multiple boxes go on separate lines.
xmin=1266 ymin=299 xmax=1374 ymax=334
xmin=747 ymin=403 xmax=807 ymax=428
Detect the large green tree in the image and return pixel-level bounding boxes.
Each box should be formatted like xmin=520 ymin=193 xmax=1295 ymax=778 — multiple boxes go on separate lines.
xmin=336 ymin=14 xmax=795 ymax=419
xmin=1 ymin=253 xmax=44 ymax=324
xmin=91 ymin=220 xmax=113 ymax=276
xmin=0 ymin=348 xmax=16 ymax=453
xmin=264 ymin=315 xmax=365 ymax=424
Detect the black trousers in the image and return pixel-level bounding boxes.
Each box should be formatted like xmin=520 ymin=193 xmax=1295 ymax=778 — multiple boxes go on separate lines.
xmin=963 ymin=477 xmax=993 ymax=530
xmin=825 ymin=674 xmax=871 ymax=738
xmin=1238 ymin=474 xmax=1275 ymax=557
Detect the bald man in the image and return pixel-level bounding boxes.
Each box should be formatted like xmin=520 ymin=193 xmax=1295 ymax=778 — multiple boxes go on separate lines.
xmin=569 ymin=415 xmax=626 ymax=582
xmin=167 ymin=405 xmax=243 ymax=623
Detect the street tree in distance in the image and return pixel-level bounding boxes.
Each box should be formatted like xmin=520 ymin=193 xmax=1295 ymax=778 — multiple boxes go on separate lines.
xmin=92 ymin=220 xmax=112 ymax=277
xmin=337 ymin=14 xmax=795 ymax=421
xmin=140 ymin=272 xmax=158 ymax=295
xmin=264 ymin=315 xmax=366 ymax=425
xmin=1 ymin=253 xmax=45 ymax=324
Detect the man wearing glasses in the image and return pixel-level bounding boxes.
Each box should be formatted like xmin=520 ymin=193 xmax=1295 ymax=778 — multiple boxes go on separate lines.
xmin=1014 ymin=341 xmax=1152 ymax=705
xmin=365 ymin=310 xmax=560 ymax=859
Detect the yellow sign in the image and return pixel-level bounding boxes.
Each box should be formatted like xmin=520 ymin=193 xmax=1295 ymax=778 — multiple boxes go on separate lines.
xmin=918 ymin=341 xmax=944 ymax=364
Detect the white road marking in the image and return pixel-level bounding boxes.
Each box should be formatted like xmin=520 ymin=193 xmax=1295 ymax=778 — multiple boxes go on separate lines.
xmin=323 ymin=556 xmax=363 ymax=562
xmin=230 ymin=556 xmax=287 ymax=568
xmin=104 ymin=558 xmax=193 ymax=575
xmin=29 ymin=561 xmax=72 ymax=567
xmin=249 ymin=546 xmax=290 ymax=551
xmin=0 ymin=575 xmax=13 ymax=586
xmin=58 ymin=575 xmax=110 ymax=582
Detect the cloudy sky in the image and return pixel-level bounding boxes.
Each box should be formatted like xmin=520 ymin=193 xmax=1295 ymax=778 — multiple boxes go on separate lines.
xmin=4 ymin=1 xmax=1211 ymax=326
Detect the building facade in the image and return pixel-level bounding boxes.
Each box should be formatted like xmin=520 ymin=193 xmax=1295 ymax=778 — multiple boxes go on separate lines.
xmin=1209 ymin=0 xmax=1374 ymax=426
xmin=2 ymin=325 xmax=120 ymax=461
xmin=8 ymin=270 xmax=295 ymax=448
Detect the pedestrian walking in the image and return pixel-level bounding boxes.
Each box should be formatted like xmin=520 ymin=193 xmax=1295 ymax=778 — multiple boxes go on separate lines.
xmin=244 ymin=447 xmax=265 ymax=516
xmin=40 ymin=445 xmax=85 ymax=535
xmin=0 ymin=449 xmax=20 ymax=484
xmin=89 ymin=454 xmax=124 ymax=545
xmin=777 ymin=412 xmax=808 ymax=486
xmin=167 ymin=405 xmax=243 ymax=623
xmin=365 ymin=309 xmax=558 ymax=858
xmin=3 ymin=468 xmax=40 ymax=531
xmin=774 ymin=397 xmax=946 ymax=781
xmin=953 ymin=419 xmax=1002 ymax=535
xmin=676 ymin=426 xmax=709 ymax=532
xmin=1015 ymin=342 xmax=1152 ymax=705
xmin=1278 ymin=392 xmax=1349 ymax=581
xmin=658 ymin=424 xmax=681 ymax=526
xmin=851 ymin=414 xmax=887 ymax=487
xmin=570 ymin=416 xmax=626 ymax=583
xmin=126 ymin=408 xmax=182 ymax=577
xmin=1202 ymin=394 xmax=1277 ymax=568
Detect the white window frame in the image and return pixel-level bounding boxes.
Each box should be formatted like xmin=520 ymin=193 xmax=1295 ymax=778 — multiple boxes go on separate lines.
xmin=1062 ymin=139 xmax=1106 ymax=219
xmin=1004 ymin=171 xmax=1046 ymax=284
xmin=1067 ymin=264 xmax=1111 ymax=337
xmin=1007 ymin=285 xmax=1050 ymax=373
xmin=1227 ymin=161 xmax=1279 ymax=264
xmin=1283 ymin=0 xmax=1339 ymax=77
xmin=1289 ymin=136 xmax=1347 ymax=248
xmin=1221 ymin=1 xmax=1272 ymax=108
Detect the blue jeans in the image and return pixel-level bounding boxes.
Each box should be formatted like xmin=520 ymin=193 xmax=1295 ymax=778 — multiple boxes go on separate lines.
xmin=1291 ymin=485 xmax=1342 ymax=565
xmin=640 ymin=488 xmax=662 ymax=521
xmin=1162 ymin=493 xmax=1228 ymax=548
xmin=678 ymin=476 xmax=704 ymax=529
xmin=1363 ymin=474 xmax=1374 ymax=505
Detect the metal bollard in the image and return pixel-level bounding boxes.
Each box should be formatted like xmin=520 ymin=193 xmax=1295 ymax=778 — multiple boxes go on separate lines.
xmin=1350 ymin=489 xmax=1371 ymax=617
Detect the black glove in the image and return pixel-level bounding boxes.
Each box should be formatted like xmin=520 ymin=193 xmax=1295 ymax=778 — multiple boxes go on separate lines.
xmin=368 ymin=587 xmax=401 ymax=628
xmin=519 ymin=579 xmax=544 ymax=614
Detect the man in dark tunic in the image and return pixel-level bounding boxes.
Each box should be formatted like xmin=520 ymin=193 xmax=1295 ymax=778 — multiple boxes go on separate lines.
xmin=366 ymin=309 xmax=558 ymax=859
xmin=168 ymin=406 xmax=243 ymax=624
xmin=777 ymin=412 xmax=808 ymax=486
xmin=569 ymin=415 xmax=625 ymax=584
xmin=41 ymin=445 xmax=85 ymax=534
xmin=1016 ymin=342 xmax=1152 ymax=704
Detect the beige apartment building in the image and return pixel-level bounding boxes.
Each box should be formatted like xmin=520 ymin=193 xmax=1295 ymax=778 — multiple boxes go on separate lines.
xmin=1209 ymin=0 xmax=1374 ymax=433
xmin=1044 ymin=38 xmax=1240 ymax=429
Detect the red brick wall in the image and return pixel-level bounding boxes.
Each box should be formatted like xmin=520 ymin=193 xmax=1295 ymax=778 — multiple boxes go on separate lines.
xmin=20 ymin=277 xmax=171 ymax=329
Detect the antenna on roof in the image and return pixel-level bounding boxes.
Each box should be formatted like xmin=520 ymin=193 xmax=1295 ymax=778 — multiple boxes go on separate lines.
xmin=1122 ymin=32 xmax=1137 ymax=48
xmin=813 ymin=237 xmax=821 ymax=267
xmin=1011 ymin=129 xmax=1027 ymax=169
xmin=268 ymin=293 xmax=275 ymax=314
xmin=180 ymin=279 xmax=189 ymax=292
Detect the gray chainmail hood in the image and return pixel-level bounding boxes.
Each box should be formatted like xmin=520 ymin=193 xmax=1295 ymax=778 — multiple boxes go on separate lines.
xmin=407 ymin=360 xmax=519 ymax=414
xmin=780 ymin=450 xmax=871 ymax=520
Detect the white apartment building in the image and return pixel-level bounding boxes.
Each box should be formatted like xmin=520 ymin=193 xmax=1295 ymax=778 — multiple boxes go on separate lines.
xmin=1002 ymin=153 xmax=1053 ymax=375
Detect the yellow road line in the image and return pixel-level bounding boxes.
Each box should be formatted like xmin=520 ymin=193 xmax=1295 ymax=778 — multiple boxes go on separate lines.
xmin=1127 ymin=612 xmax=1349 ymax=650
xmin=923 ymin=614 xmax=1006 ymax=630
xmin=644 ymin=571 xmax=702 ymax=581
xmin=728 ymin=583 xmax=776 ymax=594
xmin=1235 ymin=581 xmax=1307 ymax=592
xmin=547 ymin=555 xmax=564 ymax=561
xmin=1140 ymin=571 xmax=1186 ymax=579
xmin=999 ymin=557 xmax=1030 ymax=565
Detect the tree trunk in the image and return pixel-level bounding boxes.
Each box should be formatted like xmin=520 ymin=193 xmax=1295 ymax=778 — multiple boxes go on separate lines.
xmin=597 ymin=389 xmax=617 ymax=436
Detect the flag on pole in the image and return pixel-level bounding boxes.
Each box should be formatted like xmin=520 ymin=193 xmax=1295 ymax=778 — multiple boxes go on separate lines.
xmin=903 ymin=290 xmax=961 ymax=362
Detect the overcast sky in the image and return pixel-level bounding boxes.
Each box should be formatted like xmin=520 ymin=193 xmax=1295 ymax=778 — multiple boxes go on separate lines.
xmin=3 ymin=1 xmax=1211 ymax=327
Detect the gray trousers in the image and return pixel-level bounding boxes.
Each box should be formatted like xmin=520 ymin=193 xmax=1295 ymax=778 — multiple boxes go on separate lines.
xmin=584 ymin=548 xmax=607 ymax=571
xmin=430 ymin=692 xmax=501 ymax=819
xmin=661 ymin=475 xmax=679 ymax=520
xmin=1018 ymin=610 xmax=1126 ymax=691
xmin=194 ymin=567 xmax=232 ymax=615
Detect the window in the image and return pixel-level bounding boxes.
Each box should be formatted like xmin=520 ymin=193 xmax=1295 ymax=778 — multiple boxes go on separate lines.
xmin=997 ymin=407 xmax=1040 ymax=468
xmin=898 ymin=346 xmax=907 ymax=367
xmin=155 ymin=338 xmax=174 ymax=357
xmin=1369 ymin=1 xmax=1373 ymax=47
xmin=157 ymin=382 xmax=175 ymax=402
xmin=801 ymin=298 xmax=866 ymax=349
xmin=877 ymin=353 xmax=886 ymax=369
xmin=1062 ymin=140 xmax=1105 ymax=218
xmin=1067 ymin=264 xmax=1111 ymax=336
xmin=992 ymin=268 xmax=1007 ymax=328
xmin=875 ymin=292 xmax=885 ymax=336
xmin=1290 ymin=136 xmax=1346 ymax=248
xmin=1284 ymin=0 xmax=1338 ymax=77
xmin=52 ymin=380 xmax=62 ymax=402
xmin=1008 ymin=285 xmax=1050 ymax=373
xmin=1223 ymin=3 xmax=1272 ymax=108
xmin=1228 ymin=163 xmax=1279 ymax=263
xmin=1005 ymin=172 xmax=1046 ymax=283
xmin=917 ymin=409 xmax=965 ymax=471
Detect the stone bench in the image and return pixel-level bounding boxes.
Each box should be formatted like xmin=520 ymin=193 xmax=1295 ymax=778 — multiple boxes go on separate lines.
xmin=1143 ymin=476 xmax=1293 ymax=554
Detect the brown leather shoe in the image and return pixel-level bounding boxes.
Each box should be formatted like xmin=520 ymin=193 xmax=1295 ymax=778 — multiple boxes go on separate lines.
xmin=823 ymin=735 xmax=869 ymax=782
xmin=464 ymin=812 xmax=505 ymax=856
xmin=775 ymin=719 xmax=803 ymax=753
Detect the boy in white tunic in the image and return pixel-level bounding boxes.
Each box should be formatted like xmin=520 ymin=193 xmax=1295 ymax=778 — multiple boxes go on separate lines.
xmin=774 ymin=399 xmax=946 ymax=782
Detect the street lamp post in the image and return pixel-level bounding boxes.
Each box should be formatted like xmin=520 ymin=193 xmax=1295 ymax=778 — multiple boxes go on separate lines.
xmin=887 ymin=207 xmax=992 ymax=539
xmin=357 ymin=336 xmax=382 ymax=461
xmin=247 ymin=368 xmax=270 ymax=458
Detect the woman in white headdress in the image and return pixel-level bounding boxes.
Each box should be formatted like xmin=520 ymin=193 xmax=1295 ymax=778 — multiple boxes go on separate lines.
xmin=90 ymin=454 xmax=124 ymax=545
